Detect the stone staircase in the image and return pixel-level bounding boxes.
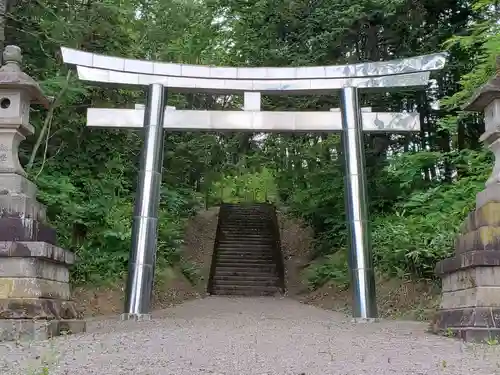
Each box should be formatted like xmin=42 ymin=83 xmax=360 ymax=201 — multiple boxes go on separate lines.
xmin=208 ymin=203 xmax=285 ymax=296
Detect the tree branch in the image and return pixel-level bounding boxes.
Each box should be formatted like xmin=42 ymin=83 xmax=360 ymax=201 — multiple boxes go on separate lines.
xmin=27 ymin=70 xmax=72 ymax=174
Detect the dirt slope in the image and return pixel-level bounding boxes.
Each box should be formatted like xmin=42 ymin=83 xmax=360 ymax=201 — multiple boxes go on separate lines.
xmin=72 ymin=208 xmax=220 ymax=317
xmin=73 ymin=206 xmax=440 ymax=320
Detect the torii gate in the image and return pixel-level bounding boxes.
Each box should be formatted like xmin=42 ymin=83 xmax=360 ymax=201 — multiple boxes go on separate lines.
xmin=61 ymin=47 xmax=447 ymax=322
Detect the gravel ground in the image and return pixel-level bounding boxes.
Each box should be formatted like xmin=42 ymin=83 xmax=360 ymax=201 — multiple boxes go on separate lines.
xmin=1 ymin=296 xmax=500 ymax=375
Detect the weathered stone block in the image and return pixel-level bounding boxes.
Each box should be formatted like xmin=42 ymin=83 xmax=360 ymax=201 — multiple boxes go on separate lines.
xmin=0 ymin=173 xmax=37 ymax=196
xmin=476 ymin=184 xmax=500 ymax=210
xmin=0 ymin=298 xmax=81 ymax=319
xmin=0 ymin=217 xmax=56 ymax=244
xmin=0 ymin=241 xmax=75 ymax=265
xmin=0 ymin=278 xmax=70 ymax=299
xmin=455 ymin=226 xmax=500 ymax=253
xmin=0 ymin=195 xmax=46 ymax=221
xmin=442 ymin=266 xmax=500 ymax=292
xmin=440 ymin=287 xmax=500 ymax=309
xmin=484 ymin=98 xmax=500 ymax=132
xmin=432 ymin=307 xmax=500 ymax=342
xmin=0 ymin=319 xmax=86 ymax=342
xmin=435 ymin=250 xmax=500 ymax=275
xmin=459 ymin=202 xmax=500 ymax=234
xmin=0 ymin=257 xmax=69 ymax=282
xmin=434 ymin=253 xmax=500 ymax=341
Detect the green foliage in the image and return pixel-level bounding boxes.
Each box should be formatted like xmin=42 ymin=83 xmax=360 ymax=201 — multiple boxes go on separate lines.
xmin=180 ymin=261 xmax=202 ymax=285
xmin=299 ymin=147 xmax=491 ymax=288
xmin=372 ymin=150 xmax=490 ymax=278
xmin=305 ymin=251 xmax=350 ymax=290
xmin=10 ymin=0 xmax=222 ymax=285
xmin=209 ymin=167 xmax=279 ymax=204
xmin=9 ymin=0 xmax=497 ymax=292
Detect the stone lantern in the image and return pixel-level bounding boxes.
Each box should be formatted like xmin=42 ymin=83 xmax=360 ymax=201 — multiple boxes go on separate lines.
xmin=433 ymin=59 xmax=500 ymax=342
xmin=0 ymin=45 xmax=86 ymax=341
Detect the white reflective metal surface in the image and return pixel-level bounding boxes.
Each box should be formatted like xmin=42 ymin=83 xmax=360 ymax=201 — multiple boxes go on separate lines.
xmin=123 ymin=84 xmax=166 ymax=319
xmin=86 ymin=108 xmax=420 ymax=132
xmin=75 ymin=65 xmax=431 ymax=93
xmin=60 ymin=47 xmax=446 ymax=93
xmin=62 ymin=47 xmax=446 ymax=80
xmin=340 ymin=87 xmax=378 ymax=320
xmin=244 ymin=92 xmax=261 ymax=111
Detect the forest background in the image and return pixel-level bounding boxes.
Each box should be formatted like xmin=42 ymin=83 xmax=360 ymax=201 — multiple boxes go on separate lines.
xmin=5 ymin=0 xmax=499 ymax=293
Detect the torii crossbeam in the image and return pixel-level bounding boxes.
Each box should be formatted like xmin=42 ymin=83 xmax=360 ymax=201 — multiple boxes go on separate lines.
xmin=61 ymin=47 xmax=447 ymax=322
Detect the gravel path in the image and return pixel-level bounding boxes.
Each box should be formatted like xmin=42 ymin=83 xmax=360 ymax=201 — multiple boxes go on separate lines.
xmin=1 ymin=296 xmax=500 ymax=375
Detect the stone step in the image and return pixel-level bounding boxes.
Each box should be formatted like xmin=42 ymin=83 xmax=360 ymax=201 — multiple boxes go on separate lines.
xmin=218 ymin=241 xmax=274 ymax=246
xmin=217 ymin=258 xmax=274 ymax=267
xmin=218 ymin=247 xmax=273 ymax=253
xmin=211 ymin=285 xmax=280 ymax=296
xmin=225 ymin=212 xmax=270 ymax=216
xmin=210 ymin=204 xmax=283 ymax=297
xmin=220 ymin=228 xmax=272 ymax=233
xmin=217 ymin=253 xmax=273 ymax=260
xmin=224 ymin=219 xmax=270 ymax=223
xmin=217 ymin=250 xmax=274 ymax=255
xmin=224 ymin=217 xmax=269 ymax=221
xmin=218 ymin=245 xmax=274 ymax=250
xmin=214 ymin=274 xmax=277 ymax=281
xmin=217 ymin=248 xmax=273 ymax=254
xmin=218 ymin=248 xmax=273 ymax=253
xmin=220 ymin=230 xmax=274 ymax=235
xmin=217 ymin=259 xmax=273 ymax=266
xmin=217 ymin=244 xmax=273 ymax=250
xmin=222 ymin=216 xmax=270 ymax=220
xmin=221 ymin=235 xmax=274 ymax=240
xmin=219 ymin=244 xmax=274 ymax=249
xmin=213 ymin=278 xmax=278 ymax=287
xmin=224 ymin=209 xmax=270 ymax=212
xmin=215 ymin=265 xmax=276 ymax=273
xmin=216 ymin=260 xmax=273 ymax=266
xmin=217 ymin=251 xmax=274 ymax=257
xmin=222 ymin=218 xmax=270 ymax=220
xmin=220 ymin=231 xmax=273 ymax=236
xmin=221 ymin=223 xmax=272 ymax=227
xmin=221 ymin=219 xmax=271 ymax=223
xmin=217 ymin=246 xmax=274 ymax=252
xmin=220 ymin=234 xmax=274 ymax=239
xmin=221 ymin=235 xmax=274 ymax=239
xmin=218 ymin=251 xmax=273 ymax=257
xmin=222 ymin=231 xmax=273 ymax=235
xmin=215 ymin=269 xmax=277 ymax=277
xmin=225 ymin=209 xmax=270 ymax=213
xmin=221 ymin=222 xmax=272 ymax=227
xmin=224 ymin=204 xmax=270 ymax=208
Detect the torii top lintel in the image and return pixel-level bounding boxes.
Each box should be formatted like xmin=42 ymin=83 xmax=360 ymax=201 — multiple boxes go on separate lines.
xmin=61 ymin=47 xmax=447 ymax=95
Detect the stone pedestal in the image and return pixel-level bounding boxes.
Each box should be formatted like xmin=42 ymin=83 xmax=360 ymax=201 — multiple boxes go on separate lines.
xmin=433 ymin=69 xmax=500 ymax=342
xmin=0 ymin=45 xmax=85 ymax=341
xmin=433 ymin=202 xmax=500 ymax=341
xmin=0 ymin=241 xmax=85 ymax=340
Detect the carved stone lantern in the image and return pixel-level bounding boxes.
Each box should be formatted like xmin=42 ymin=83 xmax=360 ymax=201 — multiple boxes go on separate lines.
xmin=433 ymin=57 xmax=500 ymax=342
xmin=0 ymin=45 xmax=86 ymax=341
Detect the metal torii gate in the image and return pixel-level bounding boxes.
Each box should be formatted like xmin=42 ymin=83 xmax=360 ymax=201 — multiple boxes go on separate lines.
xmin=61 ymin=47 xmax=447 ymax=321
